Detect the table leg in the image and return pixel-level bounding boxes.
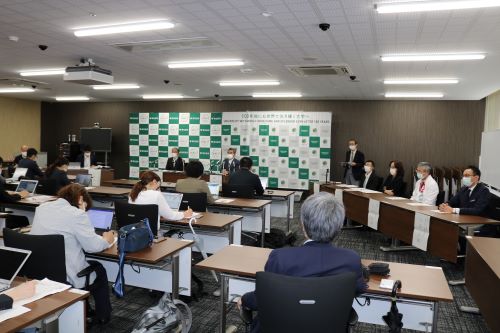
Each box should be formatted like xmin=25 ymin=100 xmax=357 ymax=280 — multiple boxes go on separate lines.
xmin=286 ymin=196 xmax=291 ymax=233
xmin=171 ymin=254 xmax=180 ymax=299
xmin=261 ymin=208 xmax=266 ymax=247
xmin=380 ymin=238 xmax=417 ymax=252
xmin=432 ymin=302 xmax=439 ymax=332
xmin=448 ymin=279 xmax=465 ymax=286
xmin=219 ymin=274 xmax=229 ymax=333
xmin=228 ymin=223 xmax=234 ymax=244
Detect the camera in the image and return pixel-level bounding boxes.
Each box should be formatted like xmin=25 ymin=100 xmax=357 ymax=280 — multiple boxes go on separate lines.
xmin=38 ymin=44 xmax=48 ymax=51
xmin=319 ymin=23 xmax=330 ymax=31
xmin=349 ymin=75 xmax=357 ymax=81
xmin=214 ymin=94 xmax=220 ymax=98
xmin=163 ymin=80 xmax=170 ymax=84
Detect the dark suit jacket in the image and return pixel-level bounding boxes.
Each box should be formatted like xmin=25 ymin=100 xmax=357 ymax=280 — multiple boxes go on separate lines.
xmin=0 ymin=294 xmax=13 ymax=311
xmin=448 ymin=183 xmax=490 ymax=216
xmin=48 ymin=169 xmax=71 ymax=193
xmin=360 ymin=172 xmax=383 ymax=191
xmin=17 ymin=159 xmax=44 ymax=180
xmin=13 ymin=154 xmax=24 ymax=165
xmin=228 ymin=168 xmax=264 ymax=196
xmin=242 ymin=241 xmax=367 ymax=332
xmin=76 ymin=153 xmax=97 ymax=168
xmin=0 ymin=181 xmax=21 ymax=203
xmin=165 ymin=157 xmax=184 ymax=171
xmin=383 ymin=175 xmax=406 ymax=197
xmin=343 ymin=150 xmax=365 ymax=180
xmin=222 ymin=158 xmax=240 ymax=174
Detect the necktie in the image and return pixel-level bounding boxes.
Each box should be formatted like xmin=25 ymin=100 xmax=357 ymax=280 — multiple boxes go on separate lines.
xmin=468 ymin=189 xmax=472 ymax=197
xmin=230 ymin=160 xmax=234 ymax=173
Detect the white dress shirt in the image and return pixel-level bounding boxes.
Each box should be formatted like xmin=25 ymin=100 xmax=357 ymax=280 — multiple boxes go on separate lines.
xmin=30 ymin=198 xmax=110 ymax=288
xmin=83 ymin=155 xmax=91 ymax=168
xmin=128 ymin=190 xmax=184 ymax=229
xmin=411 ymin=176 xmax=439 ymax=205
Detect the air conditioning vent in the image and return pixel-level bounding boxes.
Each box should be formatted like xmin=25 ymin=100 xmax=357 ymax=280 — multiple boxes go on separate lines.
xmin=111 ymin=37 xmax=220 ymax=53
xmin=286 ymin=64 xmax=353 ymax=77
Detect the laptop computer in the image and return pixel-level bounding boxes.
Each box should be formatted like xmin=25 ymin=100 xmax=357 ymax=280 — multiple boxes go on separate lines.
xmin=260 ymin=177 xmax=268 ymax=190
xmin=0 ymin=246 xmax=31 ymax=292
xmin=6 ymin=168 xmax=28 ymax=182
xmin=87 ymin=208 xmax=114 ymax=235
xmin=162 ymin=193 xmax=183 ymax=211
xmin=68 ymin=162 xmax=81 ymax=169
xmin=15 ymin=179 xmax=38 ymax=195
xmin=222 ymin=184 xmax=255 ymax=199
xmin=208 ymin=183 xmax=220 ymax=197
xmin=75 ymin=174 xmax=92 ymax=186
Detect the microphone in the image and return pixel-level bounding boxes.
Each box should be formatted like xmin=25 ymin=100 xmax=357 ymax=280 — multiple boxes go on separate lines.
xmin=325 ymin=168 xmax=330 ymax=183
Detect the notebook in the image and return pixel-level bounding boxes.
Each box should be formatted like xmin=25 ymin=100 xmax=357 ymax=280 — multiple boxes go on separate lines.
xmin=0 ymin=246 xmax=31 ymax=292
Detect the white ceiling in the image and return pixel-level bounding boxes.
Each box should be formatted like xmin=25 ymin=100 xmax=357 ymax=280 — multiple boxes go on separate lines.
xmin=0 ymin=0 xmax=499 ymax=101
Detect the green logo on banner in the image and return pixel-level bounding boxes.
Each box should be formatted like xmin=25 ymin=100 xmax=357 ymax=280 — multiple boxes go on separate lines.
xmin=250 ymin=156 xmax=259 ymax=166
xmin=159 ymin=146 xmax=169 ymax=157
xmin=189 ymin=136 xmax=200 ymax=147
xmin=309 ymin=137 xmax=320 ymax=148
xmin=289 ymin=158 xmax=299 ymax=168
xmin=169 ymin=113 xmax=179 ymax=124
xmin=149 ymin=135 xmax=158 ymax=146
xmin=200 ymin=124 xmax=211 ymax=136
xmin=302 ymin=138 xmax=307 ymax=144
xmin=240 ymin=145 xmax=250 ymax=155
xmin=211 ymin=113 xmax=222 ymax=124
xmin=139 ymin=146 xmax=149 ymax=156
xmin=292 ymin=128 xmax=297 ymax=133
xmin=271 ymin=169 xmax=276 ymax=174
xmin=301 ymin=159 xmax=307 ymax=165
xmin=242 ymin=137 xmax=247 ymax=143
xmin=200 ymin=148 xmax=210 ymax=159
xmin=179 ymin=147 xmax=188 ymax=157
xmin=320 ymin=148 xmax=331 ymax=159
xmin=312 ymin=128 xmax=318 ymax=133
xmin=159 ymin=124 xmax=168 ymax=135
xmin=259 ymin=167 xmax=269 ymax=177
xmin=179 ymin=124 xmax=189 ymax=136
xmin=210 ymin=137 xmax=222 ymax=148
xmin=259 ymin=125 xmax=269 ymax=136
xmin=279 ymin=147 xmax=289 ymax=157
xmin=130 ymin=156 xmax=139 ymax=167
xmin=168 ymin=136 xmax=179 ymax=147
xmin=139 ymin=124 xmax=149 ymax=135
xmin=299 ymin=125 xmax=310 ymax=136
xmin=291 ymin=148 xmax=297 ymax=154
xmin=189 ymin=113 xmax=200 ymax=124
xmin=222 ymin=125 xmax=231 ymax=135
xmin=269 ymin=136 xmax=279 ymax=146
xmin=130 ymin=135 xmax=139 ymax=145
xmin=299 ymin=168 xmax=309 ymax=179
xmin=269 ymin=177 xmax=279 ymax=188
xmin=231 ymin=135 xmax=240 ymax=145
xmin=149 ymin=113 xmax=159 ymax=124
xmin=129 ymin=113 xmax=139 ymax=124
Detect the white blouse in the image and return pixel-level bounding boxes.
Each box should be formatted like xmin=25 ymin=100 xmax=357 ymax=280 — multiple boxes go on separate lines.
xmin=128 ymin=190 xmax=184 ymax=224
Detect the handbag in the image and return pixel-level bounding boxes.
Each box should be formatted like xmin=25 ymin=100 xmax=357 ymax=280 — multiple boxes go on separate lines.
xmin=113 ymin=218 xmax=154 ymax=297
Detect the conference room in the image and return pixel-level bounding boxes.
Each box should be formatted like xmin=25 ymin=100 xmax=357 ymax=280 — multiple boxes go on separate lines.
xmin=1 ymin=0 xmax=500 ymax=332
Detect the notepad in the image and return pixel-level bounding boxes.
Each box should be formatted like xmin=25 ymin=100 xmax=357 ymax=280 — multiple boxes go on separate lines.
xmin=385 ymin=197 xmax=406 ymax=201
xmin=407 ymin=202 xmax=432 ymax=207
xmin=380 ymin=279 xmax=395 ymax=289
xmin=215 ymin=198 xmax=235 ymax=203
xmin=15 ymin=278 xmax=71 ymax=307
xmin=0 ymin=305 xmax=31 ymax=323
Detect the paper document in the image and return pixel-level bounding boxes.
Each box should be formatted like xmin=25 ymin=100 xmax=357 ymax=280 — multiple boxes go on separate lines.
xmin=430 ymin=209 xmax=447 ymax=214
xmin=412 ymin=213 xmax=431 ymax=251
xmin=367 ymin=199 xmax=380 ymax=230
xmin=16 ymin=278 xmax=71 ymax=306
xmin=334 ymin=188 xmax=343 ymax=202
xmin=407 ymin=202 xmax=432 ymax=207
xmin=85 ymin=186 xmax=96 ymax=190
xmin=24 ymin=195 xmax=55 ymax=204
xmin=215 ymin=198 xmax=235 ymax=204
xmin=0 ymin=305 xmax=31 ymax=323
xmin=359 ymin=189 xmax=380 ymax=194
xmin=380 ymin=279 xmax=395 ymax=289
xmin=343 ymin=188 xmax=362 ymax=192
xmin=385 ymin=197 xmax=407 ymax=201
xmin=337 ymin=184 xmax=358 ymax=188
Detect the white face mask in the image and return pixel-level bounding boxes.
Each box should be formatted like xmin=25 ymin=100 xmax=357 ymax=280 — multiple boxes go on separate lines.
xmin=349 ymin=145 xmax=356 ymax=151
xmin=21 ymin=152 xmax=27 ymax=158
xmin=227 ymin=154 xmax=234 ymax=160
xmin=389 ymin=168 xmax=397 ymax=176
xmin=172 ymin=153 xmax=178 ymax=158
xmin=364 ymin=165 xmax=372 ymax=173
xmin=84 ymin=152 xmax=91 ymax=158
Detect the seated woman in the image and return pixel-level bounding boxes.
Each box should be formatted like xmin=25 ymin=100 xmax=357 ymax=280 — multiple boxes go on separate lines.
xmin=383 ymin=160 xmax=406 ymax=197
xmin=176 ymin=160 xmax=215 ymax=204
xmin=129 ymin=171 xmax=192 ymax=224
xmin=30 ymin=184 xmax=115 ymax=324
xmin=45 ymin=157 xmax=71 ymax=193
xmin=0 ymin=156 xmax=29 ymax=202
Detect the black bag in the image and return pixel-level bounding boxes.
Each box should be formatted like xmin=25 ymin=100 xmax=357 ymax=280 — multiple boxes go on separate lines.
xmin=368 ymin=262 xmax=390 ymax=276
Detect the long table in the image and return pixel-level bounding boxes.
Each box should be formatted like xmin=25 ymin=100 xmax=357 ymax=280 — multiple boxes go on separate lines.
xmin=464 ymin=237 xmax=500 ymax=333
xmin=320 ymin=183 xmax=499 ymax=262
xmin=196 ymin=245 xmax=453 ymax=333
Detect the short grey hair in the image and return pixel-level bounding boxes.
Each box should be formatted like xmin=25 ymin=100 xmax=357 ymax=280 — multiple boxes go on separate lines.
xmin=300 ymin=192 xmax=345 ymax=243
xmin=417 ymin=162 xmax=432 ymax=173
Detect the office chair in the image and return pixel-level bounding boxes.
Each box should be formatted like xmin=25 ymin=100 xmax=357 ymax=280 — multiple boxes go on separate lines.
xmin=222 ymin=184 xmax=254 ymax=199
xmin=436 ymin=191 xmax=446 ymax=206
xmin=37 ymin=178 xmax=58 ymax=196
xmin=114 ymin=201 xmax=159 ymax=236
xmin=5 ymin=215 xmax=30 ymax=229
xmin=178 ymin=192 xmax=208 ymax=212
xmin=256 ymin=271 xmax=358 ymax=333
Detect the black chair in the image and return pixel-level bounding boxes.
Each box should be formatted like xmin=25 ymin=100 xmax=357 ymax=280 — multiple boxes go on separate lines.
xmin=5 ymin=215 xmax=29 ymax=229
xmin=256 ymin=271 xmax=358 ymax=333
xmin=114 ymin=201 xmax=159 ymax=236
xmin=222 ymin=184 xmax=254 ymax=199
xmin=436 ymin=191 xmax=446 ymax=206
xmin=37 ymin=178 xmax=58 ymax=195
xmin=178 ymin=192 xmax=207 ymax=212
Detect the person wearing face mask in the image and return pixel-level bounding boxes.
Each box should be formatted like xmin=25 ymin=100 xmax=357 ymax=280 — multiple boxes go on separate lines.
xmin=222 ymin=147 xmax=240 ymax=176
xmin=410 ymin=162 xmax=439 ymax=205
xmin=165 ymin=147 xmax=184 ymax=171
xmin=45 ymin=157 xmax=71 ymax=192
xmin=383 ymin=160 xmax=406 ymax=197
xmin=77 ymin=145 xmax=97 ymax=168
xmin=439 ymin=166 xmax=490 ymax=216
xmin=343 ymin=139 xmax=365 ymax=186
xmin=13 ymin=145 xmax=29 ymax=165
xmin=0 ymin=156 xmax=30 ymax=202
xmin=360 ymin=160 xmax=383 ymax=191
xmin=17 ymin=148 xmax=44 ymax=180
xmin=30 ymin=184 xmax=114 ymax=325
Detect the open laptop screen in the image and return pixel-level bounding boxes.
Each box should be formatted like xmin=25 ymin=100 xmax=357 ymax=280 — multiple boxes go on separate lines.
xmin=0 ymin=247 xmax=31 ymax=284
xmin=11 ymin=168 xmax=28 ymax=181
xmin=162 ymin=193 xmax=183 ymax=210
xmin=260 ymin=177 xmax=268 ymax=190
xmin=76 ymin=174 xmax=92 ymax=186
xmin=87 ymin=209 xmax=114 ymax=230
xmin=16 ymin=180 xmax=38 ymax=193
xmin=208 ymin=183 xmax=220 ymax=196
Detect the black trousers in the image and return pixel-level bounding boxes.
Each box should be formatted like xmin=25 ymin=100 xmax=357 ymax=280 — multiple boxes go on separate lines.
xmin=86 ymin=260 xmax=112 ymax=320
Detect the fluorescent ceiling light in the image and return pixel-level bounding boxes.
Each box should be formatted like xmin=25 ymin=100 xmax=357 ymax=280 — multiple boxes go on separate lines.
xmin=385 ymin=92 xmax=444 ymax=98
xmin=376 ymin=0 xmax=500 ymax=14
xmin=0 ymin=87 xmax=34 ymax=93
xmin=219 ymin=80 xmax=280 ymax=86
xmin=55 ymin=96 xmax=90 ymax=101
xmin=167 ymin=59 xmax=244 ymax=68
xmin=19 ymin=69 xmax=65 ymax=76
xmin=381 ymin=53 xmax=485 ymax=62
xmin=74 ymin=19 xmax=174 ymax=37
xmin=252 ymin=92 xmax=302 ymax=98
xmin=142 ymin=94 xmax=184 ymax=99
xmin=384 ymin=79 xmax=459 ymax=85
xmin=93 ymin=84 xmax=140 ymax=90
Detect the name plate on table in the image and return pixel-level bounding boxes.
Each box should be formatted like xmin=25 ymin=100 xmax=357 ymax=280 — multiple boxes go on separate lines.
xmin=334 ymin=188 xmax=343 ymax=202
xmin=368 ymin=199 xmax=380 ymax=230
xmin=412 ymin=213 xmax=431 ymax=251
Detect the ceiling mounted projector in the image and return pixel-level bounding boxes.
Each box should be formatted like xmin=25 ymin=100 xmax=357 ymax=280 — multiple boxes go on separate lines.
xmin=64 ymin=58 xmax=113 ymax=85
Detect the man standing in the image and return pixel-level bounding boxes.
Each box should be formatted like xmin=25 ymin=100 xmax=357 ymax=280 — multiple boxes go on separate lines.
xmin=343 ymin=139 xmax=364 ymax=186
xmin=13 ymin=145 xmax=28 ymax=165
xmin=165 ymin=147 xmax=184 ymax=171
xmin=222 ymin=147 xmax=240 ymax=175
xmin=410 ymin=162 xmax=439 ymax=205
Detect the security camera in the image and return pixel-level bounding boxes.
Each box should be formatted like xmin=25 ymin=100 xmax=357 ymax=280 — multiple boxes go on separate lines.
xmin=163 ymin=80 xmax=170 ymax=85
xmin=31 ymin=85 xmax=37 ymax=89
xmin=214 ymin=94 xmax=220 ymax=98
xmin=319 ymin=23 xmax=330 ymax=31
xmin=349 ymin=75 xmax=357 ymax=81
xmin=38 ymin=44 xmax=48 ymax=51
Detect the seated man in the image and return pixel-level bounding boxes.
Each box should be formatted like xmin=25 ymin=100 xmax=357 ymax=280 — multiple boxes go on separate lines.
xmin=238 ymin=192 xmax=367 ymax=332
xmin=76 ymin=145 xmax=97 ymax=168
xmin=228 ymin=157 xmax=264 ymax=196
xmin=410 ymin=162 xmax=439 ymax=205
xmin=17 ymin=148 xmax=44 ymax=180
xmin=165 ymin=147 xmax=184 ymax=171
xmin=13 ymin=145 xmax=29 ymax=166
xmin=360 ymin=160 xmax=383 ymax=191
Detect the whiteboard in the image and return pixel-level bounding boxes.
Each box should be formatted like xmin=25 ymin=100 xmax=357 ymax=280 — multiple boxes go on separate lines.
xmin=479 ymin=130 xmax=500 ymax=190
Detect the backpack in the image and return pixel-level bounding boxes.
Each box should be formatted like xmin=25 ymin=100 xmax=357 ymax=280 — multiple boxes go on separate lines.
xmin=131 ymin=292 xmax=192 ymax=333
